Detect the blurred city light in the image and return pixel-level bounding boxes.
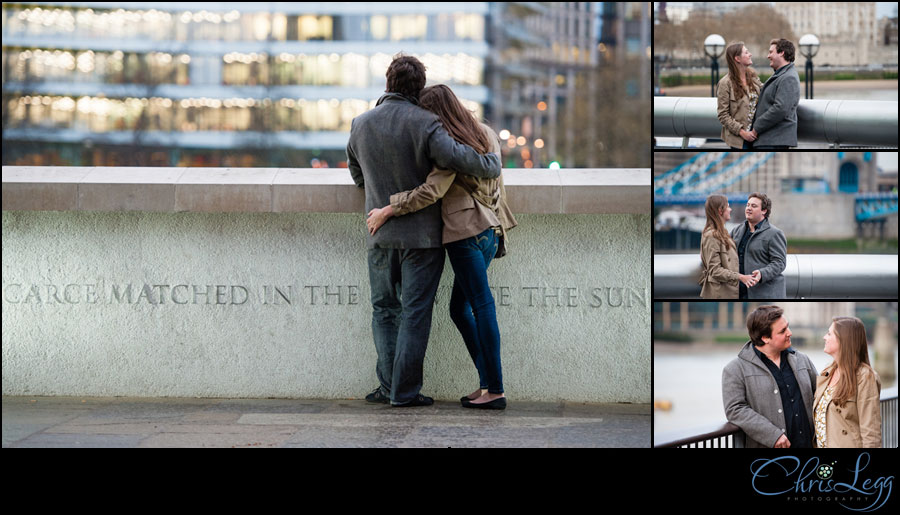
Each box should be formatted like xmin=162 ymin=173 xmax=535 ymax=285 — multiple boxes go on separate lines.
xmin=2 ymin=3 xmax=651 ymax=168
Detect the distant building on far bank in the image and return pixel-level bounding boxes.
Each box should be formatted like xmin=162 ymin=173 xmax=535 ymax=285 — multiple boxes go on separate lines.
xmin=774 ymin=2 xmax=894 ymax=67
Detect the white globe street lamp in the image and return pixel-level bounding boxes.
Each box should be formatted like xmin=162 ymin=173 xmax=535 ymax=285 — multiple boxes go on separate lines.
xmin=704 ymin=34 xmax=726 ymax=97
xmin=799 ymin=34 xmax=820 ymax=99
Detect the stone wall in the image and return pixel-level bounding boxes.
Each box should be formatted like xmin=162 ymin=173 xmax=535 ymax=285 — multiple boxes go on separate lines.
xmin=2 ymin=167 xmax=651 ymax=403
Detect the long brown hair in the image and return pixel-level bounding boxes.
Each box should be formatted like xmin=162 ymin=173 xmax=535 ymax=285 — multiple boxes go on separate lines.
xmin=704 ymin=194 xmax=734 ymax=250
xmin=419 ymin=84 xmax=491 ymax=155
xmin=724 ymin=42 xmax=759 ymax=100
xmin=827 ymin=316 xmax=872 ymax=408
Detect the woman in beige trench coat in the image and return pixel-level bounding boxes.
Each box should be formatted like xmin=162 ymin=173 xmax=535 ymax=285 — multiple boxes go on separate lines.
xmin=700 ymin=194 xmax=757 ymax=298
xmin=814 ymin=317 xmax=882 ymax=448
xmin=717 ymin=42 xmax=764 ymax=150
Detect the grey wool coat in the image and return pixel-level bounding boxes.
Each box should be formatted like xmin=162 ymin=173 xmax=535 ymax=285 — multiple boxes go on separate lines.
xmin=751 ymin=62 xmax=801 ymax=147
xmin=730 ymin=218 xmax=787 ymax=299
xmin=722 ymin=342 xmax=818 ymax=448
xmin=347 ymin=93 xmax=501 ymax=249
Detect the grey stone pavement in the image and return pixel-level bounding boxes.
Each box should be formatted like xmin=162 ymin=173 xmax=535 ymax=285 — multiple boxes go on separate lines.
xmin=2 ymin=396 xmax=650 ymax=448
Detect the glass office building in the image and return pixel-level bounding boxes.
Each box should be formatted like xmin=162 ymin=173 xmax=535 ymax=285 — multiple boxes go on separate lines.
xmin=489 ymin=2 xmax=650 ymax=168
xmin=2 ymin=3 xmax=489 ymax=167
xmin=2 ymin=3 xmax=649 ymax=168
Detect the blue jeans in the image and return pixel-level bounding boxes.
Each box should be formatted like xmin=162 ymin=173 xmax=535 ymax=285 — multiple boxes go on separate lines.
xmin=446 ymin=228 xmax=503 ymax=394
xmin=368 ymin=247 xmax=444 ymax=405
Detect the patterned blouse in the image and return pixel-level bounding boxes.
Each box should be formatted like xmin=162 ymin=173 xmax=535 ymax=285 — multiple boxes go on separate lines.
xmin=815 ymin=385 xmax=834 ymax=448
xmin=746 ymin=89 xmax=759 ymax=131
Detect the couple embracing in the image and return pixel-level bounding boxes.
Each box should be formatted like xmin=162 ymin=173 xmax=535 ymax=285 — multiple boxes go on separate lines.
xmin=699 ymin=192 xmax=786 ymax=299
xmin=717 ymin=38 xmax=800 ymax=150
xmin=348 ymin=55 xmax=517 ymax=409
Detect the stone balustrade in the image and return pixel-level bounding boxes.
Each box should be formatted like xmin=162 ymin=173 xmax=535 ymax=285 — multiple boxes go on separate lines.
xmin=1 ymin=166 xmax=649 ymax=214
xmin=2 ymin=166 xmax=651 ymax=403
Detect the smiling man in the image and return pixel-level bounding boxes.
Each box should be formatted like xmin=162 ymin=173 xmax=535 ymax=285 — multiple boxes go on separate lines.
xmin=730 ymin=192 xmax=787 ymax=299
xmin=749 ymin=38 xmax=800 ymax=149
xmin=722 ymin=305 xmax=818 ymax=449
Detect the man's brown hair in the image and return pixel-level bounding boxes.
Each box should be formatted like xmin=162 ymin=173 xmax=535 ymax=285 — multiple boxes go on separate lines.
xmin=385 ymin=54 xmax=427 ymax=101
xmin=749 ymin=192 xmax=772 ymax=219
xmin=747 ymin=305 xmax=784 ymax=347
xmin=769 ymin=38 xmax=795 ymax=63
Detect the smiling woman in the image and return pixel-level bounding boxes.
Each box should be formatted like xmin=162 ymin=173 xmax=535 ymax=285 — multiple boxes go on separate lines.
xmin=815 ymin=316 xmax=883 ymax=448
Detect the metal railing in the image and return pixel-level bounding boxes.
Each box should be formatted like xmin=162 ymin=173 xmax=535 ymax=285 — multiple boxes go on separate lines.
xmin=653 ymin=254 xmax=899 ymax=299
xmin=654 ymin=97 xmax=898 ymax=148
xmin=656 ymin=422 xmax=746 ymax=448
xmin=655 ymin=387 xmax=898 ymax=448
xmin=883 ymin=387 xmax=899 ymax=449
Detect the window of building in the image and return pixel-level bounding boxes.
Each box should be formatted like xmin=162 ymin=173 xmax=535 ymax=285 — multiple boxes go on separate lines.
xmin=391 ymin=14 xmax=428 ymax=41
xmin=370 ymin=15 xmax=389 ymax=40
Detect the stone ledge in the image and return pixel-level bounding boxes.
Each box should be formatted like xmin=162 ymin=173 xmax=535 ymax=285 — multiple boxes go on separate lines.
xmin=2 ymin=210 xmax=651 ymax=402
xmin=2 ymin=166 xmax=649 ymax=214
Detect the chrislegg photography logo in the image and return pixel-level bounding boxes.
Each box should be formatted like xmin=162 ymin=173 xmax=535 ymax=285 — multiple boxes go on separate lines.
xmin=749 ymin=452 xmax=894 ymax=512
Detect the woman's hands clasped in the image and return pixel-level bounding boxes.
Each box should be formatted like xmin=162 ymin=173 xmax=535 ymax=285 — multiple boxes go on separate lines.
xmin=366 ymin=205 xmax=394 ymax=235
xmin=739 ymin=270 xmax=762 ymax=288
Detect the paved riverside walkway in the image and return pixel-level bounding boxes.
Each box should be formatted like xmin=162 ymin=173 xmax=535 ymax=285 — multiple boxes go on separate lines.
xmin=2 ymin=396 xmax=650 ymax=448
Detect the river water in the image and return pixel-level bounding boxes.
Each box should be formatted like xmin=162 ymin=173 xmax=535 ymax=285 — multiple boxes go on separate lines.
xmin=653 ymin=343 xmax=897 ymax=438
xmin=811 ymin=88 xmax=898 ymax=101
xmin=660 ymin=80 xmax=898 ymax=101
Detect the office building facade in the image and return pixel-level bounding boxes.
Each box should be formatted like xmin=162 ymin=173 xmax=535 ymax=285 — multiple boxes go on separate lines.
xmin=3 ymin=3 xmax=647 ymax=169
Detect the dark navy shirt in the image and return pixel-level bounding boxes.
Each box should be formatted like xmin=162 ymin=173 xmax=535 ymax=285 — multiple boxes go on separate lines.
xmin=753 ymin=346 xmax=812 ymax=448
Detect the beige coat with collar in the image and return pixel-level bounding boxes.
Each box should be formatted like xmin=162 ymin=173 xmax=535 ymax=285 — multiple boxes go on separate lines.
xmin=716 ymin=73 xmax=763 ymax=149
xmin=813 ymin=364 xmax=882 ymax=448
xmin=699 ymin=228 xmax=740 ymax=299
xmin=390 ymin=123 xmax=517 ymax=245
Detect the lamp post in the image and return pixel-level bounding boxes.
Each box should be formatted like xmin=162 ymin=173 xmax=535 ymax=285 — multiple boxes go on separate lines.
xmin=654 ymin=53 xmax=668 ymax=95
xmin=704 ymin=34 xmax=726 ymax=97
xmin=799 ymin=34 xmax=820 ymax=99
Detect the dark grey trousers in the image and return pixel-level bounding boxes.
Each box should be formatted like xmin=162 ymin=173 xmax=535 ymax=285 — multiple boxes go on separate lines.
xmin=367 ymin=247 xmax=445 ymax=404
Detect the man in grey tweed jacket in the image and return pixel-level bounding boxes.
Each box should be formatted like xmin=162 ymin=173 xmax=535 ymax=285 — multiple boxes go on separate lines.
xmin=723 ymin=305 xmax=817 ymax=448
xmin=750 ymin=38 xmax=801 ymax=149
xmin=347 ymin=55 xmax=501 ymax=407
xmin=730 ymin=192 xmax=787 ymax=299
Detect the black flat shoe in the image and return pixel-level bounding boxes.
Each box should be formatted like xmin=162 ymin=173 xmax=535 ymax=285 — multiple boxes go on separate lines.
xmin=392 ymin=394 xmax=434 ymax=407
xmin=461 ymin=389 xmax=488 ymax=404
xmin=462 ymin=397 xmax=507 ymax=410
